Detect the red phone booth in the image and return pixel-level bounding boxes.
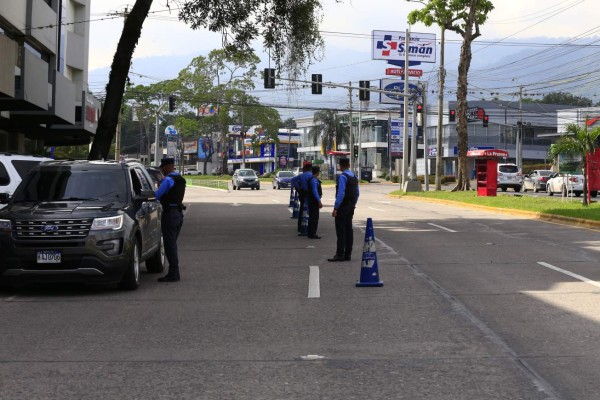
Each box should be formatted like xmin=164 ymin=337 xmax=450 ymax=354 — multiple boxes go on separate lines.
xmin=467 ymin=149 xmax=509 ymax=196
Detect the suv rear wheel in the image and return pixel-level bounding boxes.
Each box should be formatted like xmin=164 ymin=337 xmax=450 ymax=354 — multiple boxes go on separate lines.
xmin=119 ymin=240 xmax=140 ymax=290
xmin=146 ymin=236 xmax=165 ymax=273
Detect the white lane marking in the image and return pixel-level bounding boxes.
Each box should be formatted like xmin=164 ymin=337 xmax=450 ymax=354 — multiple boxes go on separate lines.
xmin=368 ymin=207 xmax=386 ymax=212
xmin=428 ymin=223 xmax=457 ymax=233
xmin=272 ymin=199 xmax=281 ymax=203
xmin=308 ymin=266 xmax=320 ymax=298
xmin=537 ymin=262 xmax=600 ymax=289
xmin=375 ymin=201 xmax=391 ymax=204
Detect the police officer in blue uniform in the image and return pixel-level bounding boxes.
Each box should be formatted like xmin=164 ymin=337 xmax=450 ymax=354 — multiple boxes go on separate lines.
xmin=291 ymin=163 xmax=312 ymax=235
xmin=307 ymin=165 xmax=323 ymax=239
xmin=328 ymin=158 xmax=359 ymax=262
xmin=155 ymin=158 xmax=186 ymax=282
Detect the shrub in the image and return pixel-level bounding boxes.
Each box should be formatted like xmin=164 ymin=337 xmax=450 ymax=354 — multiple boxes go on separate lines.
xmin=391 ymin=175 xmax=399 ymax=183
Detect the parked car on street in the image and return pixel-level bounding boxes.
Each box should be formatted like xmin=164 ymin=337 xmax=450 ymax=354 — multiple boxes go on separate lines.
xmin=272 ymin=170 xmax=294 ymax=189
xmin=545 ymin=172 xmax=596 ymax=197
xmin=0 ymin=159 xmax=166 ymax=290
xmin=0 ymin=153 xmax=53 ymax=208
xmin=184 ymin=167 xmax=201 ymax=175
xmin=497 ymin=163 xmax=522 ymax=192
xmin=231 ymin=168 xmax=260 ymax=190
xmin=522 ymin=169 xmax=553 ymax=192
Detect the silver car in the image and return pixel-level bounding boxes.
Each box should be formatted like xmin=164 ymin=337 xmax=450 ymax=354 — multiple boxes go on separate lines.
xmin=522 ymin=169 xmax=553 ymax=192
xmin=232 ymin=168 xmax=260 ymax=190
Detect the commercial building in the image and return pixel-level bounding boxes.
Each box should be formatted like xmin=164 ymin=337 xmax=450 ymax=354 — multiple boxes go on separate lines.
xmin=0 ymin=0 xmax=99 ymax=153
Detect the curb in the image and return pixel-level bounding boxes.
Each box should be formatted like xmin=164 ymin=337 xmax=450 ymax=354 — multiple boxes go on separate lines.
xmin=390 ymin=194 xmax=600 ymax=231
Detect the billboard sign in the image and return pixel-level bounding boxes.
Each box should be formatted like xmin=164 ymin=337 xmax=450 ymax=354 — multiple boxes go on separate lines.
xmin=385 ymin=68 xmax=423 ymax=77
xmin=372 ymin=30 xmax=436 ymax=63
xmin=380 ymin=79 xmax=420 ymax=105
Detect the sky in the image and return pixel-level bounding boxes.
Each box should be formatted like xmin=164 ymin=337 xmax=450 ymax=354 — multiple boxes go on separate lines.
xmin=88 ymin=0 xmax=600 ymax=118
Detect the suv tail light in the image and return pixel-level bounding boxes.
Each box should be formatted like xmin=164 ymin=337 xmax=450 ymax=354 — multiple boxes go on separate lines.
xmin=568 ymin=177 xmax=578 ymax=182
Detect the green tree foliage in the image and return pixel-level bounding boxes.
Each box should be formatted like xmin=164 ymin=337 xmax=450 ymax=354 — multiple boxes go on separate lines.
xmin=309 ymin=110 xmax=349 ymax=154
xmin=408 ymin=0 xmax=494 ymax=191
xmin=549 ymin=123 xmax=600 ymax=205
xmin=89 ymin=0 xmax=338 ymax=160
xmin=538 ymin=92 xmax=592 ymax=107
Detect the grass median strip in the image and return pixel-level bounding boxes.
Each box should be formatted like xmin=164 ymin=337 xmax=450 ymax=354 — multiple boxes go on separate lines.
xmin=389 ymin=190 xmax=600 ymax=223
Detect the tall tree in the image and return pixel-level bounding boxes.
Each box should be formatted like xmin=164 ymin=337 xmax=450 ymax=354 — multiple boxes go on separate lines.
xmin=408 ymin=0 xmax=494 ymax=191
xmin=309 ymin=110 xmax=349 ymax=154
xmin=89 ymin=0 xmax=338 ymax=160
xmin=548 ymin=123 xmax=600 ymax=206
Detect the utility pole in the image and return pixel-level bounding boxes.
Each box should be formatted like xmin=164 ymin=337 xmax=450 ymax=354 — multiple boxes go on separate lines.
xmin=422 ymin=86 xmax=429 ymax=191
xmin=154 ymin=102 xmax=167 ymax=166
xmin=518 ymin=85 xmax=523 ymax=170
xmin=402 ymin=28 xmax=410 ymax=188
xmin=435 ymin=27 xmax=445 ymax=190
xmin=348 ymin=82 xmax=353 ymax=172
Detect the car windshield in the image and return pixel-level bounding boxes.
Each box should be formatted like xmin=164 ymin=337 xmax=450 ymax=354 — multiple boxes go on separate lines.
xmin=279 ymin=171 xmax=294 ymax=177
xmin=239 ymin=170 xmax=256 ymax=177
xmin=539 ymin=171 xmax=552 ymax=176
xmin=499 ymin=165 xmax=519 ymax=173
xmin=13 ymin=169 xmax=128 ymax=202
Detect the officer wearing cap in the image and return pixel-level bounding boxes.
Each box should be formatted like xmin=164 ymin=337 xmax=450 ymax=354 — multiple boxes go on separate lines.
xmin=155 ymin=158 xmax=186 ymax=282
xmin=328 ymin=158 xmax=359 ymax=262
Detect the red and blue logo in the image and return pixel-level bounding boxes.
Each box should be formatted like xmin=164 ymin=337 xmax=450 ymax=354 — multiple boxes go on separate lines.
xmin=376 ymin=35 xmax=398 ymax=57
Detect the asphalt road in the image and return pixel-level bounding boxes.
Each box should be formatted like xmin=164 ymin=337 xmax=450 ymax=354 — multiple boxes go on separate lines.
xmin=2 ymin=182 xmax=600 ymax=399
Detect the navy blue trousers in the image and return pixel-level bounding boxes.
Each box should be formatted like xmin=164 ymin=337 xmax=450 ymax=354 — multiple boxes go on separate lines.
xmin=334 ymin=207 xmax=354 ymax=258
xmin=162 ymin=209 xmax=183 ymax=278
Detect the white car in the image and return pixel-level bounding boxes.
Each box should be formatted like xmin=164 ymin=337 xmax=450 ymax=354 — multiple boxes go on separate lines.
xmin=184 ymin=167 xmax=201 ymax=175
xmin=497 ymin=163 xmax=522 ymax=192
xmin=0 ymin=154 xmax=53 ymax=208
xmin=545 ymin=173 xmax=590 ymax=197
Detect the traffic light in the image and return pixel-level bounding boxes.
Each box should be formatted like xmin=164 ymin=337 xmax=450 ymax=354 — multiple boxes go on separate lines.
xmin=353 ymin=145 xmax=358 ymax=158
xmin=359 ymin=80 xmax=370 ymax=101
xmin=449 ymin=109 xmax=456 ymax=122
xmin=311 ymin=74 xmax=322 ymax=95
xmin=263 ymin=68 xmax=275 ymax=89
xmin=483 ymin=115 xmax=489 ymax=127
xmin=416 ymin=103 xmax=423 ymax=113
xmin=168 ymin=95 xmax=175 ymax=112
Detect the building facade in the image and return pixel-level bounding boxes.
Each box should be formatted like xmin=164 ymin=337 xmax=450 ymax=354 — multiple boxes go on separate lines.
xmin=0 ymin=0 xmax=99 ymax=154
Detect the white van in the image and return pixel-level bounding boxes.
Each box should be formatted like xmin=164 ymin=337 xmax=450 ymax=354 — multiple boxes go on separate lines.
xmin=0 ymin=154 xmax=53 ymax=206
xmin=497 ymin=163 xmax=522 ymax=192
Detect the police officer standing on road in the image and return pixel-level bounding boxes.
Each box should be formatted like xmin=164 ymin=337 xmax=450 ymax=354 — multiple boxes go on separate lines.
xmin=291 ymin=163 xmax=312 ymax=236
xmin=307 ymin=165 xmax=323 ymax=239
xmin=328 ymin=158 xmax=359 ymax=262
xmin=155 ymin=158 xmax=186 ymax=282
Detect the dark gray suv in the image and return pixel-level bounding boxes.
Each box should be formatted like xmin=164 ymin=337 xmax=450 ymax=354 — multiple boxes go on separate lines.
xmin=0 ymin=160 xmax=165 ymax=290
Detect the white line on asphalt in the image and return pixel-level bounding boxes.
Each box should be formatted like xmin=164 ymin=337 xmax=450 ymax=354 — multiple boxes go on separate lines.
xmin=368 ymin=207 xmax=386 ymax=212
xmin=272 ymin=199 xmax=281 ymax=203
xmin=375 ymin=201 xmax=391 ymax=204
xmin=428 ymin=223 xmax=457 ymax=233
xmin=308 ymin=266 xmax=320 ymax=298
xmin=537 ymin=262 xmax=600 ymax=288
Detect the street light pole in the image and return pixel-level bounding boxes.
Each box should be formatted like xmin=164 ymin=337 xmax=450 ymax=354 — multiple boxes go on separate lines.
xmin=154 ymin=102 xmax=167 ymax=166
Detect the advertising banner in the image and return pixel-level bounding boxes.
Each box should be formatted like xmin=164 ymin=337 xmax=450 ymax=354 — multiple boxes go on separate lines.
xmin=183 ymin=140 xmax=198 ymax=155
xmin=380 ymin=79 xmax=420 ymax=105
xmin=198 ymin=137 xmax=214 ymax=159
xmin=372 ymin=30 xmax=436 ymax=63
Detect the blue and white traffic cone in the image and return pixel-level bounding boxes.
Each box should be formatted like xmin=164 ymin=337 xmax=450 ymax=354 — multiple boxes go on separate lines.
xmin=356 ymin=218 xmax=383 ymax=287
xmin=291 ymin=191 xmax=299 ymax=219
xmin=288 ymin=186 xmax=295 ymax=207
xmin=299 ymin=198 xmax=309 ymax=236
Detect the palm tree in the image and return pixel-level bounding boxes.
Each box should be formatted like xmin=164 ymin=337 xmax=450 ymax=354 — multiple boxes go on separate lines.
xmin=549 ymin=122 xmax=600 ymax=205
xmin=308 ymin=110 xmax=349 ymax=154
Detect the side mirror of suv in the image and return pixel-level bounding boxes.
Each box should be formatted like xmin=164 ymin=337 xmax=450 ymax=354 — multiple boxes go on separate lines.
xmin=134 ymin=189 xmax=155 ymax=202
xmin=0 ymin=193 xmax=9 ymax=204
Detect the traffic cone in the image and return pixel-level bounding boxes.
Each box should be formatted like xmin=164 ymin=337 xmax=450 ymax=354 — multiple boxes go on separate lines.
xmin=356 ymin=218 xmax=383 ymax=287
xmin=288 ymin=186 xmax=295 ymax=207
xmin=291 ymin=191 xmax=299 ymax=219
xmin=299 ymin=198 xmax=309 ymax=236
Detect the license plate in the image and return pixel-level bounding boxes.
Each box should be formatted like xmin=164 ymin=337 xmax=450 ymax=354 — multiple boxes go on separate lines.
xmin=37 ymin=250 xmax=61 ymax=264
